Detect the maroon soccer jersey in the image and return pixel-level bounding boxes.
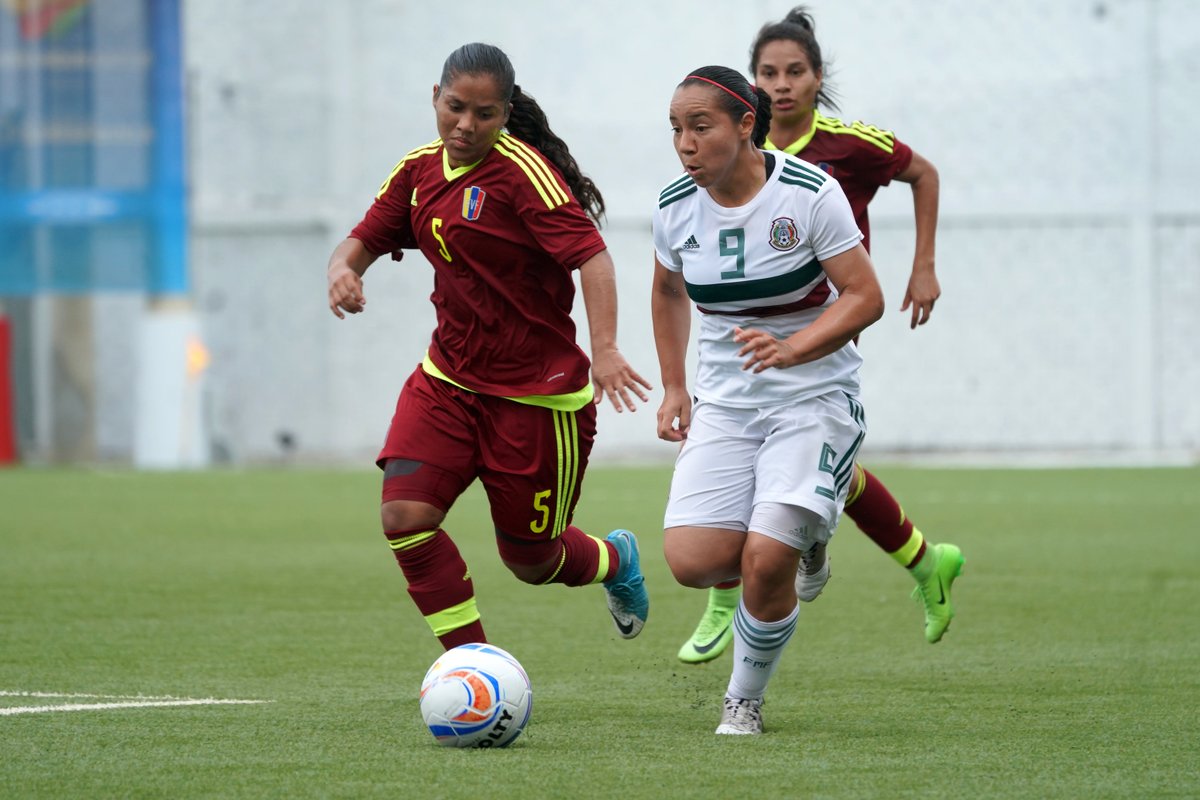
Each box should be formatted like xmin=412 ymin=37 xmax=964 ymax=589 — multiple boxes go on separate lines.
xmin=766 ymin=111 xmax=913 ymax=252
xmin=350 ymin=133 xmax=607 ymax=397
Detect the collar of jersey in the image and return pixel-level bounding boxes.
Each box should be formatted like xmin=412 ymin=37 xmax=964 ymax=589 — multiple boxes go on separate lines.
xmin=697 ymin=150 xmax=783 ymax=214
xmin=764 ymin=109 xmax=821 ymax=156
xmin=442 ymin=145 xmax=489 ymax=182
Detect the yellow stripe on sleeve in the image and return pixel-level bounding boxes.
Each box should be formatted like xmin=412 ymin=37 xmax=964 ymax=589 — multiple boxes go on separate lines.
xmin=376 ymin=139 xmax=442 ymax=199
xmin=815 ymin=116 xmax=896 ymax=154
xmin=494 ymin=135 xmax=569 ymax=209
xmin=499 ymin=134 xmax=569 ymax=205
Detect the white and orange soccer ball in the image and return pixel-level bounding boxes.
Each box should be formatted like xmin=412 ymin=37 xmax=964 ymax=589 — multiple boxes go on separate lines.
xmin=419 ymin=643 xmax=533 ymax=748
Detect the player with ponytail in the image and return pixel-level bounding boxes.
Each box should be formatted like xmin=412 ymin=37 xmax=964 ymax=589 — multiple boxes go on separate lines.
xmin=676 ymin=7 xmax=962 ymax=666
xmin=327 ymin=42 xmax=652 ymax=654
xmin=653 ymin=65 xmax=885 ymax=733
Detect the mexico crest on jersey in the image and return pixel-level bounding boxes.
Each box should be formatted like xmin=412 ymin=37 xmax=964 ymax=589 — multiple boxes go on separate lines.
xmin=769 ymin=217 xmax=800 ymax=251
xmin=462 ymin=186 xmax=486 ymax=221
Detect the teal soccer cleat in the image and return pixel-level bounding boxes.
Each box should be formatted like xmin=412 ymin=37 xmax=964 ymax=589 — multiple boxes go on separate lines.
xmin=603 ymin=529 xmax=648 ymax=639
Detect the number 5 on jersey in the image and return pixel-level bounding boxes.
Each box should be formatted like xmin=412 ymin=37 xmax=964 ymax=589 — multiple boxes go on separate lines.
xmin=432 ymin=218 xmax=453 ymax=263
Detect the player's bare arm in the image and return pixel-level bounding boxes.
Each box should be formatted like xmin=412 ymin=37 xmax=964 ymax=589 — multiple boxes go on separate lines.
xmin=326 ymin=237 xmax=379 ymax=319
xmin=736 ymin=243 xmax=884 ymax=373
xmin=896 ymin=150 xmax=941 ymax=329
xmin=577 ymin=250 xmax=652 ymax=412
xmin=651 ymin=258 xmax=692 ymax=441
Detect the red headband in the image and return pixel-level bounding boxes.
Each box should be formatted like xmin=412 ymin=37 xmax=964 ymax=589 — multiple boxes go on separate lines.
xmin=686 ymin=75 xmax=756 ymax=112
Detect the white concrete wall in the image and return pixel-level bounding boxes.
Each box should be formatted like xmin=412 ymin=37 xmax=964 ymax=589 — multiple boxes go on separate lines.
xmin=171 ymin=0 xmax=1200 ymax=465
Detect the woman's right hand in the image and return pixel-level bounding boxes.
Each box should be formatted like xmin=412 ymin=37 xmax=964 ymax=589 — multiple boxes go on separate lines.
xmin=326 ymin=238 xmax=378 ymax=319
xmin=656 ymin=386 xmax=692 ymax=442
xmin=327 ymin=263 xmax=366 ymax=319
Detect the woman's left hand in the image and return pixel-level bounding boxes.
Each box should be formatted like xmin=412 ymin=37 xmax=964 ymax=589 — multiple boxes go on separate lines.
xmin=735 ymin=326 xmax=797 ymax=373
xmin=591 ymin=348 xmax=652 ymax=412
xmin=901 ymin=263 xmax=940 ymax=329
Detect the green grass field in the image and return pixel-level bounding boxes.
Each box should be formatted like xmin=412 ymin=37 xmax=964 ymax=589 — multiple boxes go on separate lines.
xmin=2 ymin=465 xmax=1198 ymax=799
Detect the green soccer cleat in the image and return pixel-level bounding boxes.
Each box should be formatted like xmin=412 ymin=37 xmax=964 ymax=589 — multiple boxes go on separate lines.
xmin=677 ymin=586 xmax=738 ymax=664
xmin=912 ymin=543 xmax=965 ymax=643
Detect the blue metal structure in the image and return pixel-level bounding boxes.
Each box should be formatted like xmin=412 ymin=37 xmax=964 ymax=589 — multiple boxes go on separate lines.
xmin=0 ymin=0 xmax=187 ymax=295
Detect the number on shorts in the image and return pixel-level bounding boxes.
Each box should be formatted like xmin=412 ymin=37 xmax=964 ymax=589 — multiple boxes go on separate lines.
xmin=818 ymin=443 xmax=837 ymax=474
xmin=530 ymin=489 xmax=552 ymax=534
xmin=815 ymin=444 xmax=838 ymax=500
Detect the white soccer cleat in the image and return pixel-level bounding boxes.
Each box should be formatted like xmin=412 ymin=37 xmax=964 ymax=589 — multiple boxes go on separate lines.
xmin=715 ymin=696 xmax=764 ymax=735
xmin=794 ymin=541 xmax=830 ymax=602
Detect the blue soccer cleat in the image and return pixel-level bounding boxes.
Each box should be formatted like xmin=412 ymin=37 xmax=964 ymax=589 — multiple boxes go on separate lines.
xmin=603 ymin=529 xmax=648 ymax=639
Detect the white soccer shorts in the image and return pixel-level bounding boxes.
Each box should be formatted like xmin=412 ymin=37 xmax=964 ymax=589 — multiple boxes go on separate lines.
xmin=663 ymin=390 xmax=866 ymax=537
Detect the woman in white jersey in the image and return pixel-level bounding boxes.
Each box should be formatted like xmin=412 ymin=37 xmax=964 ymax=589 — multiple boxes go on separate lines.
xmin=652 ymin=65 xmax=884 ymax=735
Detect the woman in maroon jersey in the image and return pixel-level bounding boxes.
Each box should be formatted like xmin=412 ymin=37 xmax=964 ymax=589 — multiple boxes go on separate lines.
xmin=676 ymin=7 xmax=964 ymax=664
xmin=326 ymin=43 xmax=652 ymax=653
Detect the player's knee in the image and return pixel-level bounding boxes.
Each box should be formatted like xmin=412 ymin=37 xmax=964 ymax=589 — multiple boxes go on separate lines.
xmin=380 ymin=500 xmax=444 ymax=533
xmin=501 ymin=560 xmax=547 ymax=584
xmin=663 ymin=548 xmax=731 ymax=589
xmin=664 ymin=529 xmax=739 ymax=588
xmin=495 ymin=530 xmax=560 ymax=584
xmin=667 ymin=563 xmax=711 ymax=589
xmin=740 ymin=547 xmax=796 ymax=589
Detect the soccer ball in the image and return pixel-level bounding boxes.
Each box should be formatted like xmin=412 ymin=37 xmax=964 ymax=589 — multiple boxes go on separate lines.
xmin=419 ymin=643 xmax=533 ymax=748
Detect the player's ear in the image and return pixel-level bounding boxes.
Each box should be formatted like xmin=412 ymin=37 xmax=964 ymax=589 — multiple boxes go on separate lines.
xmin=503 ymin=102 xmax=512 ymax=126
xmin=432 ymin=84 xmax=441 ymax=106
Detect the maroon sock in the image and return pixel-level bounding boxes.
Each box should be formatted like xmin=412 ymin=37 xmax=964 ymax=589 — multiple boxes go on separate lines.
xmin=385 ymin=527 xmax=486 ymax=649
xmin=533 ymin=525 xmax=613 ymax=586
xmin=844 ymin=467 xmax=924 ymax=563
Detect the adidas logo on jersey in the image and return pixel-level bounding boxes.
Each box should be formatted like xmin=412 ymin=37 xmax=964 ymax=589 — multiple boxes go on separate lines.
xmin=682 ymin=235 xmax=700 ymax=250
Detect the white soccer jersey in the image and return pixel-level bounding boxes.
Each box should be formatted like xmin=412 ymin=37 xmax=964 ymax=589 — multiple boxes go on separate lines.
xmin=653 ymin=152 xmax=865 ymax=408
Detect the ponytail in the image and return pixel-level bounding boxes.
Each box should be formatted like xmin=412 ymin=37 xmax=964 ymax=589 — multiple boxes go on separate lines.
xmin=507 ymin=86 xmax=606 ymax=224
xmin=750 ymin=85 xmax=772 ymax=148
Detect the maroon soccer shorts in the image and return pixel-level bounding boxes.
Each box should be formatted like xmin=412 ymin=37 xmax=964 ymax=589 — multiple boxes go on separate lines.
xmin=377 ymin=367 xmax=597 ymax=540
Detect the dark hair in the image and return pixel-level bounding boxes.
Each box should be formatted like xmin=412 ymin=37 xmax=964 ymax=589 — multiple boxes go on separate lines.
xmin=678 ymin=66 xmax=772 ymax=149
xmin=440 ymin=43 xmax=605 ymax=224
xmin=749 ymin=6 xmax=839 ymax=112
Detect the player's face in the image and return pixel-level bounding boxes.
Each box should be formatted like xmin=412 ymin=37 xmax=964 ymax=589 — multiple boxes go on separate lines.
xmin=754 ymin=39 xmax=822 ymax=125
xmin=669 ymin=84 xmax=753 ymax=190
xmin=433 ymin=73 xmax=511 ymax=168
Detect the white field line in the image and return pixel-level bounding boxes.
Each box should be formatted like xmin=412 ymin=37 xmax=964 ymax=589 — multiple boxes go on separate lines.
xmin=1 ymin=695 xmax=270 ymax=714
xmin=1 ymin=690 xmax=271 ymax=716
xmin=2 ymin=691 xmax=196 ymax=700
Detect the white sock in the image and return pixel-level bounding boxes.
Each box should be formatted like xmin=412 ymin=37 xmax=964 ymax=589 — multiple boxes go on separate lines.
xmin=726 ymin=599 xmax=798 ymax=701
